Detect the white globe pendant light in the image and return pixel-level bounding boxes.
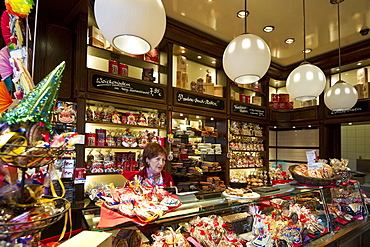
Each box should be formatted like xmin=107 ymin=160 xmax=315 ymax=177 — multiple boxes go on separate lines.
xmin=94 ymin=0 xmax=166 ymax=55
xmin=286 ymin=62 xmax=326 ymax=101
xmin=222 ymin=0 xmax=271 ymax=84
xmin=324 ymin=0 xmax=358 ymax=111
xmin=286 ymin=0 xmax=326 ymax=101
xmin=324 ymin=80 xmax=358 ymax=111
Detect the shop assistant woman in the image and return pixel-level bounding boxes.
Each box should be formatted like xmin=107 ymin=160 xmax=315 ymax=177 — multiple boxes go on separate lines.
xmin=128 ymin=142 xmax=174 ymax=187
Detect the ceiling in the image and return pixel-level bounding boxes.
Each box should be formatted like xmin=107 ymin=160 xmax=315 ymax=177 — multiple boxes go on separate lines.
xmin=161 ymin=0 xmax=370 ymax=68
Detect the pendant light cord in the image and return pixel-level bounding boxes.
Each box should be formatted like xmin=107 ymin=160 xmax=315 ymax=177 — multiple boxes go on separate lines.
xmin=244 ymin=0 xmax=247 ymax=34
xmin=337 ymin=2 xmax=342 ymax=81
xmin=303 ymin=0 xmax=307 ymax=62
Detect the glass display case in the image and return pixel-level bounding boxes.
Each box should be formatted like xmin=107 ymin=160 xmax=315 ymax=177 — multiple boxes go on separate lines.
xmin=81 ymin=182 xmax=369 ymax=246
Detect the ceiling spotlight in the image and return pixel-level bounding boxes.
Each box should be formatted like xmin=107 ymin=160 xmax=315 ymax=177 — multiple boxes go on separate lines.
xmin=210 ymin=117 xmax=214 ymax=120
xmin=303 ymin=48 xmax=312 ymax=54
xmin=285 ymin=38 xmax=295 ymax=44
xmin=237 ymin=10 xmax=249 ymax=19
xmin=180 ymin=113 xmax=183 ymax=116
xmin=197 ymin=55 xmax=202 ymax=59
xmin=293 ymin=126 xmax=296 ymax=129
xmin=184 ymin=118 xmax=187 ymax=120
xmin=349 ymin=122 xmax=352 ymax=125
xmin=357 ymin=62 xmax=362 ymax=66
xmin=196 ymin=115 xmax=199 ymax=118
xmin=211 ymin=61 xmax=216 ymax=64
xmin=181 ymin=50 xmax=185 ymax=54
xmin=308 ymin=125 xmax=311 ymax=128
xmin=263 ymin=26 xmax=275 ymax=32
xmin=273 ymin=126 xmax=277 ymax=129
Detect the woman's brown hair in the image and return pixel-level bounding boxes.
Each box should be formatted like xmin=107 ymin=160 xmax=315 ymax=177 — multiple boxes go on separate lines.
xmin=142 ymin=142 xmax=167 ymax=167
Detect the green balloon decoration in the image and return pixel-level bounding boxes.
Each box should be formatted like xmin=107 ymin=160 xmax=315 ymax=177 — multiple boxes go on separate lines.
xmin=0 ymin=61 xmax=66 ymax=130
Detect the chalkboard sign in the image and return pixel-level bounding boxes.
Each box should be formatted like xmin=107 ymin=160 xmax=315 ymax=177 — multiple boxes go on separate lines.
xmin=233 ymin=104 xmax=265 ymax=117
xmin=176 ymin=92 xmax=225 ymax=110
xmin=92 ymin=74 xmax=164 ymax=99
xmin=329 ymin=101 xmax=368 ymax=115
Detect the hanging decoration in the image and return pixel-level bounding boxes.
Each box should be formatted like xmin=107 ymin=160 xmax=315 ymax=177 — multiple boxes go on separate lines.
xmin=324 ymin=0 xmax=358 ymax=111
xmin=0 ymin=61 xmax=66 ymax=130
xmin=94 ymin=0 xmax=166 ymax=55
xmin=222 ymin=0 xmax=271 ymax=84
xmin=286 ymin=0 xmax=326 ymax=101
xmin=5 ymin=0 xmax=34 ymax=17
xmin=0 ymin=80 xmax=13 ymax=113
xmin=0 ymin=0 xmax=35 ymax=100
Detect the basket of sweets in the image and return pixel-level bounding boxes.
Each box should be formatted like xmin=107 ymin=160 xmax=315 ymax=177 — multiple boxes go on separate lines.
xmin=289 ymin=161 xmax=340 ymax=186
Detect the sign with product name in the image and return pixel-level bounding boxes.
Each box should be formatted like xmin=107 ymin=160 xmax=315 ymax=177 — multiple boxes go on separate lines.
xmin=176 ymin=92 xmax=225 ymax=110
xmin=92 ymin=74 xmax=164 ymax=99
xmin=233 ymin=104 xmax=265 ymax=117
xmin=329 ymin=101 xmax=368 ymax=115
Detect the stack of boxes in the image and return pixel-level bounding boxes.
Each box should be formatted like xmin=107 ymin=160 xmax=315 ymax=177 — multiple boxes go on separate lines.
xmin=354 ymin=68 xmax=369 ymax=99
xmin=200 ymin=161 xmax=222 ymax=172
xmin=269 ymin=94 xmax=293 ymax=110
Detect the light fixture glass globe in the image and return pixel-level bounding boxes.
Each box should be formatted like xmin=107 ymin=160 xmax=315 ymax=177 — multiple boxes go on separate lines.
xmin=286 ymin=63 xmax=326 ymax=101
xmin=222 ymin=33 xmax=271 ymax=84
xmin=94 ymin=0 xmax=166 ymax=55
xmin=324 ymin=80 xmax=358 ymax=111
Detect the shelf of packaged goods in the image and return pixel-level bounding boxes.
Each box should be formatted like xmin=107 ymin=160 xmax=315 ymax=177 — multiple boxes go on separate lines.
xmin=86 ymin=172 xmax=125 ymax=176
xmin=87 ymin=45 xmax=167 ymax=74
xmin=84 ymin=146 xmax=143 ymax=150
xmin=174 ymin=135 xmax=218 ymax=139
xmin=171 ymin=171 xmax=226 ymax=177
xmin=187 ymin=154 xmax=224 ymax=156
xmin=229 ymin=150 xmax=265 ymax=153
xmin=230 ymin=134 xmax=264 ymax=139
xmin=229 ymin=167 xmax=265 ymax=169
xmin=230 ymin=84 xmax=265 ymax=96
xmin=86 ymin=121 xmax=166 ymax=130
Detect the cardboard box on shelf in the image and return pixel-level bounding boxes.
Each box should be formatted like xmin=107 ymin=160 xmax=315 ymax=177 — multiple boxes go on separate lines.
xmin=204 ymin=82 xmax=214 ymax=95
xmin=214 ymin=85 xmax=223 ymax=97
xmin=251 ymin=96 xmax=262 ymax=106
xmin=300 ymin=99 xmax=317 ymax=107
xmin=177 ymin=55 xmax=187 ymax=72
xmin=354 ymin=84 xmax=365 ymax=99
xmin=181 ymin=72 xmax=188 ymax=89
xmin=89 ymin=26 xmax=105 ymax=43
xmin=230 ymin=88 xmax=236 ymax=100
xmin=357 ymin=68 xmax=368 ymax=84
xmin=89 ymin=37 xmax=105 ymax=49
xmin=364 ymin=82 xmax=370 ymax=98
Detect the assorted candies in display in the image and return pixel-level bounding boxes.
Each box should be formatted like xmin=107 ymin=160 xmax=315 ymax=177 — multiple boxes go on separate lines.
xmin=86 ymin=104 xmax=166 ymax=128
xmin=330 ymin=182 xmax=365 ymax=224
xmin=97 ymin=177 xmax=181 ymax=226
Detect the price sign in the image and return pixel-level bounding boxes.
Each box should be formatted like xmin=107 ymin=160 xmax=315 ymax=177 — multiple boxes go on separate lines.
xmin=308 ymin=163 xmax=323 ymax=170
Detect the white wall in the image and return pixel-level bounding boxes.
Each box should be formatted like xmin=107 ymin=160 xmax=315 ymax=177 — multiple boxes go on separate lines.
xmin=341 ymin=124 xmax=370 ymax=171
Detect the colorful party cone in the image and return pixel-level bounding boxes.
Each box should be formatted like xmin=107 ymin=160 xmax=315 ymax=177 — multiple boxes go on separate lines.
xmin=0 ymin=61 xmax=66 ymax=130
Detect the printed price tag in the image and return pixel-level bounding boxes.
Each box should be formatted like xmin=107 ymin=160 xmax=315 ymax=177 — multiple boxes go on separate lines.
xmin=308 ymin=163 xmax=323 ymax=170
